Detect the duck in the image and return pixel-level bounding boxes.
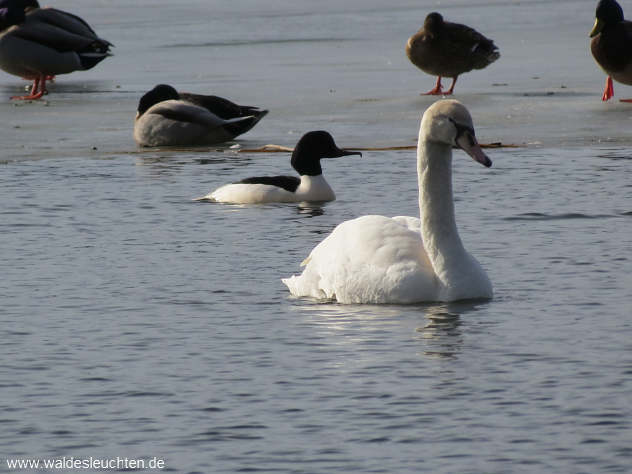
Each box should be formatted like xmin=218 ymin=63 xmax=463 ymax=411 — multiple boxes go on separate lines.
xmin=194 ymin=131 xmax=361 ymax=204
xmin=282 ymin=100 xmax=493 ymax=304
xmin=406 ymin=12 xmax=500 ymax=95
xmin=589 ymin=0 xmax=632 ymax=102
xmin=0 ymin=0 xmax=112 ymax=100
xmin=134 ymin=84 xmax=268 ymax=147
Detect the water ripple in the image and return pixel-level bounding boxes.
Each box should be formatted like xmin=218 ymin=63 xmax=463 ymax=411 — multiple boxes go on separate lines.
xmin=504 ymin=212 xmax=617 ymax=221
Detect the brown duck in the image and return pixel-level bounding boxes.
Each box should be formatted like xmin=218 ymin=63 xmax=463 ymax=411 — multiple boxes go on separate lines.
xmin=590 ymin=0 xmax=632 ymax=102
xmin=406 ymin=12 xmax=500 ymax=95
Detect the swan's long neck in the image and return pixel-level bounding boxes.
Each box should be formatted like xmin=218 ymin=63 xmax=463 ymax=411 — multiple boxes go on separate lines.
xmin=417 ymin=139 xmax=468 ymax=285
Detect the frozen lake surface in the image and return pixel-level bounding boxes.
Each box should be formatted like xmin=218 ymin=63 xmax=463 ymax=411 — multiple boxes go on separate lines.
xmin=1 ymin=1 xmax=631 ymax=472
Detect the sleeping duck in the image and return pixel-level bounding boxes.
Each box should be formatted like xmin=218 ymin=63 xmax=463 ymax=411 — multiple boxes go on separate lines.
xmin=0 ymin=0 xmax=112 ymax=100
xmin=194 ymin=131 xmax=361 ymax=204
xmin=590 ymin=0 xmax=632 ymax=102
xmin=406 ymin=12 xmax=500 ymax=95
xmin=134 ymin=84 xmax=268 ymax=147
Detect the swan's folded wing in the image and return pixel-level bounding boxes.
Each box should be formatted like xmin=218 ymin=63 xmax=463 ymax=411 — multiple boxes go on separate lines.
xmin=284 ymin=215 xmax=438 ymax=303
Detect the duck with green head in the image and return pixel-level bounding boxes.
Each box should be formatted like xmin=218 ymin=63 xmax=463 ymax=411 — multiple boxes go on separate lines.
xmin=590 ymin=0 xmax=632 ymax=102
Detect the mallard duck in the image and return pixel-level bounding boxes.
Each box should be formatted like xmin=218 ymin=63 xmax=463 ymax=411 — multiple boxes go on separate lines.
xmin=282 ymin=100 xmax=493 ymax=304
xmin=406 ymin=12 xmax=500 ymax=95
xmin=134 ymin=84 xmax=268 ymax=147
xmin=194 ymin=131 xmax=361 ymax=204
xmin=590 ymin=0 xmax=632 ymax=102
xmin=0 ymin=0 xmax=112 ymax=100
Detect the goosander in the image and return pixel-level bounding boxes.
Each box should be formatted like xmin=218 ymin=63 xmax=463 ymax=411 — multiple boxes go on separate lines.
xmin=195 ymin=130 xmax=361 ymax=204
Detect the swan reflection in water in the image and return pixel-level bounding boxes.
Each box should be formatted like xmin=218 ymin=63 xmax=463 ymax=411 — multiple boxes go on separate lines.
xmin=416 ymin=303 xmax=465 ymax=360
xmin=291 ymin=299 xmax=488 ymax=360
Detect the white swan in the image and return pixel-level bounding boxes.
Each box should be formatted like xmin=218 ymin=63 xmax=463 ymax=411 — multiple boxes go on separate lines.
xmin=195 ymin=131 xmax=361 ymax=204
xmin=282 ymin=100 xmax=493 ymax=304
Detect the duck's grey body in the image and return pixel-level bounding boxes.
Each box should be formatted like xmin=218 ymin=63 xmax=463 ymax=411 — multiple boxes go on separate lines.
xmin=134 ymin=100 xmax=258 ymax=147
xmin=134 ymin=84 xmax=268 ymax=147
xmin=0 ymin=2 xmax=111 ymax=99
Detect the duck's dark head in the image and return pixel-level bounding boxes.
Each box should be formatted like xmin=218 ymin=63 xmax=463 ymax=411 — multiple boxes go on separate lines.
xmin=590 ymin=0 xmax=624 ymax=37
xmin=423 ymin=12 xmax=444 ymax=33
xmin=137 ymin=84 xmax=180 ymax=116
xmin=291 ymin=131 xmax=362 ymax=176
xmin=0 ymin=0 xmax=26 ymax=26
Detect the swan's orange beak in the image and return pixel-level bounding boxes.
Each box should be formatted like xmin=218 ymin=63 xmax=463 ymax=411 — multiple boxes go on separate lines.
xmin=456 ymin=133 xmax=492 ymax=168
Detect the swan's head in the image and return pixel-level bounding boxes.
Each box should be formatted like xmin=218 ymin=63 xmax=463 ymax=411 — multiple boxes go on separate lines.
xmin=291 ymin=131 xmax=362 ymax=176
xmin=420 ymin=99 xmax=492 ymax=167
xmin=136 ymin=84 xmax=180 ymax=118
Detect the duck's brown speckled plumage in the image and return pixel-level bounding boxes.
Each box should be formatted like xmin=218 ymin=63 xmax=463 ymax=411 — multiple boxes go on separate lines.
xmin=406 ymin=12 xmax=499 ymax=95
xmin=590 ymin=0 xmax=632 ymax=100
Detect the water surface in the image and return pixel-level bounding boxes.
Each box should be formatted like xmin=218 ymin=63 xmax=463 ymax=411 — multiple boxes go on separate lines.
xmin=1 ymin=1 xmax=631 ymax=473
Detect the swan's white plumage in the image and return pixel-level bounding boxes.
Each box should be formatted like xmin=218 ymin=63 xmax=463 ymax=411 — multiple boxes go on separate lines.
xmin=283 ymin=215 xmax=439 ymax=303
xmin=283 ymin=99 xmax=493 ymax=304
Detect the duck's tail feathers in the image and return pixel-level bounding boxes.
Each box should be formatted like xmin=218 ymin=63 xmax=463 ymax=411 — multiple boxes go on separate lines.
xmin=78 ymin=51 xmax=111 ymax=70
xmin=222 ymin=114 xmax=262 ymax=137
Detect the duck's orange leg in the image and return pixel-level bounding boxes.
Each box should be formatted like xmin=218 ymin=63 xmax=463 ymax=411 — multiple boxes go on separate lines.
xmin=445 ymin=76 xmax=458 ymax=95
xmin=601 ymin=76 xmax=614 ymax=101
xmin=423 ymin=76 xmax=444 ymax=95
xmin=11 ymin=75 xmax=45 ymax=100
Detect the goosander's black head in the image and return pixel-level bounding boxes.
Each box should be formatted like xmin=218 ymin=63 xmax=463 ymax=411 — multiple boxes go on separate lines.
xmin=290 ymin=131 xmax=362 ymax=176
xmin=0 ymin=0 xmax=26 ymax=26
xmin=591 ymin=0 xmax=624 ymax=36
xmin=137 ymin=84 xmax=180 ymax=116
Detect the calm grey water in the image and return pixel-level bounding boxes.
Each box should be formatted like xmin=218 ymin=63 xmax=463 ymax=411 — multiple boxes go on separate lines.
xmin=2 ymin=1 xmax=632 ymax=473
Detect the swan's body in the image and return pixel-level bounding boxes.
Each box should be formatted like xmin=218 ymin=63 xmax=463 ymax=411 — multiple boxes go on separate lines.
xmin=406 ymin=12 xmax=499 ymax=95
xmin=134 ymin=84 xmax=268 ymax=147
xmin=589 ymin=0 xmax=632 ymax=101
xmin=0 ymin=0 xmax=112 ymax=100
xmin=195 ymin=131 xmax=361 ymax=204
xmin=283 ymin=100 xmax=493 ymax=304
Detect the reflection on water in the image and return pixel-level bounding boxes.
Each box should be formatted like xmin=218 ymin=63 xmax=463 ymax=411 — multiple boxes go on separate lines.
xmin=417 ymin=306 xmax=462 ymax=360
xmin=416 ymin=301 xmax=488 ymax=360
xmin=296 ymin=203 xmax=325 ymax=218
xmin=292 ymin=300 xmax=491 ymax=361
xmin=134 ymin=152 xmax=257 ymax=178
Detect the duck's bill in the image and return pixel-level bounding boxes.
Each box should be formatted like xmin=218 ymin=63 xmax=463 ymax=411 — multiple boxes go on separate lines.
xmin=590 ymin=18 xmax=604 ymax=37
xmin=331 ymin=148 xmax=362 ymax=158
xmin=456 ymin=133 xmax=492 ymax=168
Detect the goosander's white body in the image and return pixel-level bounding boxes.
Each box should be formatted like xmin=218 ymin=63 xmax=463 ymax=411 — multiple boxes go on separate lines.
xmin=206 ymin=175 xmax=335 ymax=204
